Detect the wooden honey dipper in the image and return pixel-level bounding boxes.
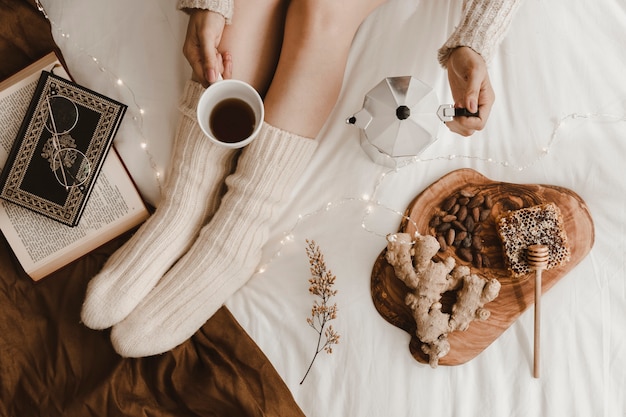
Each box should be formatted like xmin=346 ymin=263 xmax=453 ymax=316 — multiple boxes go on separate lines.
xmin=527 ymin=244 xmax=549 ymax=378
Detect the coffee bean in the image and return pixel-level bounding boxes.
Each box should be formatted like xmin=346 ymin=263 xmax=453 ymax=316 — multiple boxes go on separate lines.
xmin=467 ymin=194 xmax=485 ymax=209
xmin=446 ymin=228 xmax=455 ymax=246
xmin=472 ymin=234 xmax=483 ymax=250
xmin=472 ymin=206 xmax=481 ymax=223
xmin=437 ymin=235 xmax=447 ymax=252
xmin=458 ymin=247 xmax=473 ymax=262
xmin=457 ymin=205 xmax=468 ymax=222
xmin=442 ymin=196 xmax=457 ymax=212
xmin=452 ymin=220 xmax=466 ymax=231
xmin=442 ymin=214 xmax=457 ymax=223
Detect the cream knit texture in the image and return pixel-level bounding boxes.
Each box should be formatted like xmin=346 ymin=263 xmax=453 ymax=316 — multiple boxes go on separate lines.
xmin=438 ymin=0 xmax=523 ymax=67
xmin=177 ymin=0 xmax=234 ymax=24
xmin=111 ymin=123 xmax=318 ymax=357
xmin=81 ymin=80 xmax=236 ymax=330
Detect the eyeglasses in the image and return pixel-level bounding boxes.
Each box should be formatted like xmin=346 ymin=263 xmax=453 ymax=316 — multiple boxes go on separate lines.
xmin=42 ymin=94 xmax=91 ymax=191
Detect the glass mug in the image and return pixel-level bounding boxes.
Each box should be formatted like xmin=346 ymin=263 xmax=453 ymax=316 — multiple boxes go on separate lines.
xmin=197 ymin=78 xmax=264 ymax=149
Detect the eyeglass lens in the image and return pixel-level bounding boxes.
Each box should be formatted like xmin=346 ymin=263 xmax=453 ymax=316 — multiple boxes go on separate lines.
xmin=45 ymin=95 xmax=78 ymax=135
xmin=44 ymin=95 xmax=91 ymax=190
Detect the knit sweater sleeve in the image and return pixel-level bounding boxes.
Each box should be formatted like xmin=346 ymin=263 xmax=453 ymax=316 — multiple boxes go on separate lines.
xmin=176 ymin=0 xmax=234 ymax=24
xmin=438 ymin=0 xmax=523 ymax=67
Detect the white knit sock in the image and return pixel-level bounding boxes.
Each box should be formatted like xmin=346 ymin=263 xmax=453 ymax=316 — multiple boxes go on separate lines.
xmin=110 ymin=122 xmax=318 ymax=357
xmin=81 ymin=81 xmax=237 ymax=330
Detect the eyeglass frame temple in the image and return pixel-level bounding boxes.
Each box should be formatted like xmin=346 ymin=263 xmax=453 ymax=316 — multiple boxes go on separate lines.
xmin=45 ymin=96 xmax=71 ymax=191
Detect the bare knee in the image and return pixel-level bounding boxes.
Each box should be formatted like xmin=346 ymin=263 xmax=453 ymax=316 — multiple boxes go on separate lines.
xmin=289 ymin=0 xmax=383 ymax=41
xmin=239 ymin=0 xmax=286 ymax=10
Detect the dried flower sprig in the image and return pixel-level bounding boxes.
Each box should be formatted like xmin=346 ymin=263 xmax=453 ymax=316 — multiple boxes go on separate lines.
xmin=300 ymin=239 xmax=340 ymax=384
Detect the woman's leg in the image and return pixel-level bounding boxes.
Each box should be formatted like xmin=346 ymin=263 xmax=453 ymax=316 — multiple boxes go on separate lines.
xmin=218 ymin=0 xmax=289 ymax=96
xmin=82 ymin=81 xmax=237 ymax=329
xmin=111 ymin=0 xmax=386 ymax=357
xmin=81 ymin=1 xmax=292 ymax=330
xmin=264 ymin=0 xmax=387 ymax=138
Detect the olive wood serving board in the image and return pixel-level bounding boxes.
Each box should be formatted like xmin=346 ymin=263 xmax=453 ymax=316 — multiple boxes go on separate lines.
xmin=371 ymin=168 xmax=594 ymax=366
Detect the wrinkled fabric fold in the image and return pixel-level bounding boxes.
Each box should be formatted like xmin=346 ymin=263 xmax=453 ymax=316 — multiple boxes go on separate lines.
xmin=0 ymin=2 xmax=303 ymax=416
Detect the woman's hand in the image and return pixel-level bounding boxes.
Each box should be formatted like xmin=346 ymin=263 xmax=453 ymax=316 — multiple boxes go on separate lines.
xmin=445 ymin=46 xmax=495 ymax=136
xmin=183 ymin=10 xmax=231 ymax=86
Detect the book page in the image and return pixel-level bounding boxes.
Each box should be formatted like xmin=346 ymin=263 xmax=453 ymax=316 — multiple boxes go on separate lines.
xmin=0 ymin=53 xmax=149 ymax=280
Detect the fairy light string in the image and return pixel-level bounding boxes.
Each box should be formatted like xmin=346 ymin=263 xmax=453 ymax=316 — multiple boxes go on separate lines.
xmin=256 ymin=111 xmax=625 ymax=274
xmin=36 ymin=0 xmax=163 ymax=193
xmin=35 ymin=2 xmax=625 ymax=274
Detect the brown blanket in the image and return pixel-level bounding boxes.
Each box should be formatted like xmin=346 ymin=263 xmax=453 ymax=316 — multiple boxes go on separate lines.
xmin=0 ymin=2 xmax=304 ymax=416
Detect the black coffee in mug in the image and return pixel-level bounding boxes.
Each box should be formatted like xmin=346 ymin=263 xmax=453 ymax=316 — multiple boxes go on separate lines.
xmin=209 ymin=98 xmax=256 ymax=143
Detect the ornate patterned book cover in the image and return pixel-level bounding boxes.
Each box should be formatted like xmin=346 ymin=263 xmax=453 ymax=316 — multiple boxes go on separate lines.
xmin=0 ymin=71 xmax=127 ymax=227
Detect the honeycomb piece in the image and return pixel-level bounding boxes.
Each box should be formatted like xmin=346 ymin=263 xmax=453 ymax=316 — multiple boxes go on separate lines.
xmin=496 ymin=203 xmax=570 ymax=276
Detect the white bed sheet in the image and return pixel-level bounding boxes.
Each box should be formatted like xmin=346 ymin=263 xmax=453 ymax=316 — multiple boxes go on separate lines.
xmin=43 ymin=0 xmax=625 ymax=416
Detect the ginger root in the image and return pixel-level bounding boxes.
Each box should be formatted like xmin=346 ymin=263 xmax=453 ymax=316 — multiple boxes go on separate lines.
xmin=385 ymin=233 xmax=501 ymax=368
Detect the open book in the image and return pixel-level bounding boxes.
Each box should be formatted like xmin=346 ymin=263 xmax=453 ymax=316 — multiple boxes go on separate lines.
xmin=0 ymin=52 xmax=149 ymax=280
